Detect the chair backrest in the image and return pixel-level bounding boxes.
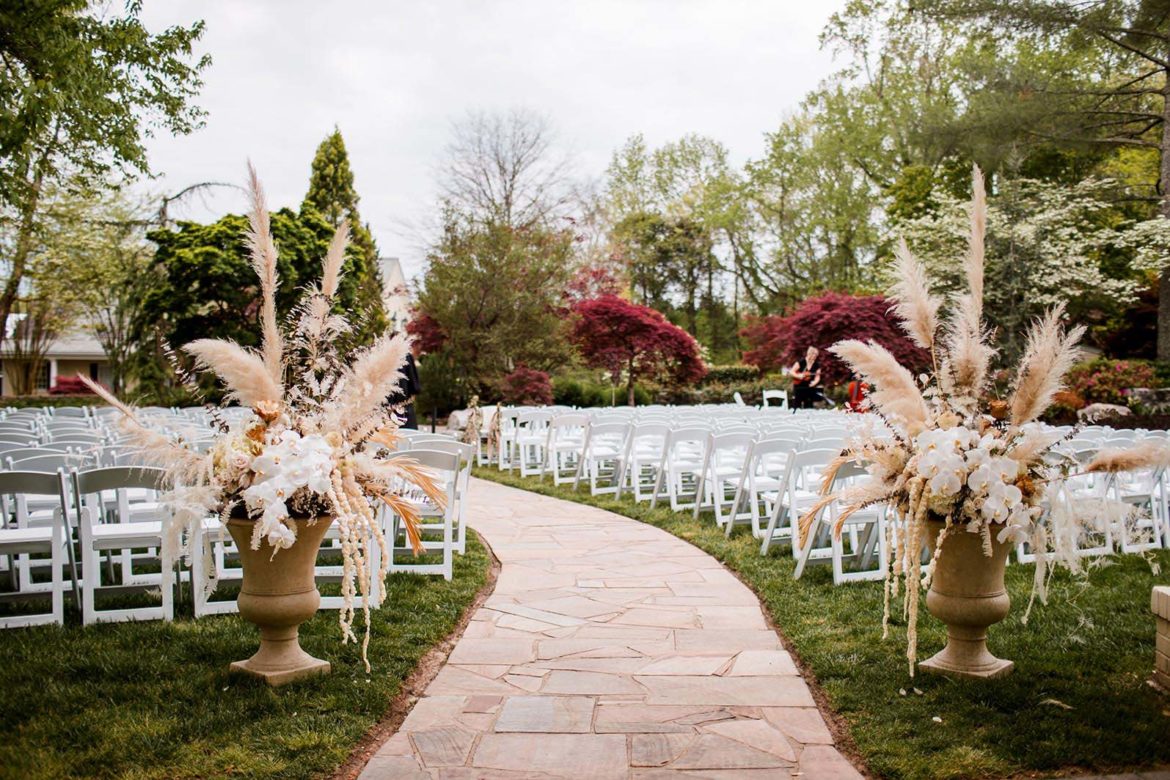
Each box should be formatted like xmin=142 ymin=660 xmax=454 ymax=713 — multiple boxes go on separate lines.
xmin=0 ymin=469 xmax=68 ymax=525
xmin=72 ymin=465 xmax=168 ymax=496
xmin=515 ymin=409 xmax=553 ymax=433
xmin=9 ymin=452 xmax=93 ymax=473
xmin=762 ymin=390 xmax=789 ymax=408
xmin=733 ymin=392 xmax=746 ymax=407
xmin=5 ymin=447 xmax=78 ymax=462
xmin=0 ymin=439 xmax=36 ymax=452
xmin=803 ymin=436 xmax=845 ymax=452
xmin=664 ymin=426 xmax=709 ymax=454
xmin=550 ymin=413 xmax=589 ymax=430
xmin=413 ymin=439 xmax=474 ymax=461
xmin=51 ymin=407 xmax=90 ymax=419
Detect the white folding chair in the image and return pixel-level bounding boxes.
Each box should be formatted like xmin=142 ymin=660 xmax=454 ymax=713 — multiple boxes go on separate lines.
xmin=544 ymin=414 xmax=589 ymax=485
xmin=723 ymin=438 xmax=800 ymax=539
xmin=793 ymin=460 xmax=887 ymax=582
xmin=618 ymin=422 xmax=670 ymax=502
xmin=71 ymin=466 xmax=174 ymax=625
xmin=383 ymin=449 xmax=458 ymax=581
xmin=0 ymin=470 xmax=70 ymax=627
xmin=759 ymin=448 xmax=839 ymax=553
xmin=574 ymin=421 xmax=629 ymax=496
xmin=693 ymin=431 xmax=754 ymax=528
xmin=650 ymin=426 xmax=709 ymax=511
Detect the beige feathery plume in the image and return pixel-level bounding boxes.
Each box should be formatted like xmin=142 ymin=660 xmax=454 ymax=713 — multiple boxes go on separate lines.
xmin=334 ymin=333 xmax=411 ymax=431
xmin=245 ymin=162 xmax=284 ymax=391
xmin=1084 ymin=441 xmax=1170 ymax=474
xmin=321 ymin=219 xmax=347 ymax=298
xmin=1008 ymin=427 xmax=1061 ymax=464
xmin=182 ymin=338 xmax=282 ymax=406
xmin=965 ymin=165 xmax=986 ymax=307
xmin=888 ymin=237 xmax=940 ymax=351
xmin=831 ymin=340 xmax=929 ymax=435
xmin=945 ymin=166 xmax=994 ymax=395
xmin=300 ymin=220 xmax=350 ymax=352
xmin=75 ymin=375 xmax=207 ymax=483
xmin=1009 ymin=304 xmax=1085 ymax=426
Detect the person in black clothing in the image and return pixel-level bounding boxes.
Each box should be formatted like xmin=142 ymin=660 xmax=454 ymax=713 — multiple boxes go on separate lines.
xmin=388 ymin=349 xmax=421 ymax=429
xmin=789 ymin=346 xmax=822 ymax=410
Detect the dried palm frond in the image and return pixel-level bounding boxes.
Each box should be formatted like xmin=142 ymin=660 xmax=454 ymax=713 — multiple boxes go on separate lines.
xmin=1009 ymin=304 xmax=1085 ymax=426
xmin=332 ymin=333 xmax=411 ymax=433
xmin=1084 ymin=441 xmax=1170 ymax=474
xmin=831 ymin=340 xmax=929 ymax=435
xmin=245 ymin=162 xmax=284 ymax=390
xmin=888 ymin=238 xmax=940 ymax=351
xmin=371 ymin=489 xmax=425 ymax=555
xmin=182 ymin=338 xmax=282 ymax=406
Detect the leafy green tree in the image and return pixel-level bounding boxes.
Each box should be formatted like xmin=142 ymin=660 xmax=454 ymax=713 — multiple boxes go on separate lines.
xmin=133 ymin=207 xmax=375 ymax=398
xmin=301 ymin=128 xmax=386 ymax=342
xmin=896 ymin=175 xmax=1143 ymax=360
xmin=604 ymin=134 xmax=743 ymax=352
xmin=30 ymin=185 xmax=154 ymax=394
xmin=0 ymin=0 xmax=209 ymax=342
xmin=414 ymin=216 xmax=575 ymax=395
xmin=912 ymin=0 xmax=1170 ymax=356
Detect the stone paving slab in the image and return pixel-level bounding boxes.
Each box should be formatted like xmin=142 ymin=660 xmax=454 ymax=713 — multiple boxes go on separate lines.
xmin=359 ymin=477 xmax=861 ymax=779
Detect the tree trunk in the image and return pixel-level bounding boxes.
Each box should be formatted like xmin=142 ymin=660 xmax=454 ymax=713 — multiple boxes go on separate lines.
xmin=627 ymin=357 xmax=636 ymax=407
xmin=0 ymin=167 xmax=47 ymax=346
xmin=1158 ymin=70 xmax=1170 ymax=363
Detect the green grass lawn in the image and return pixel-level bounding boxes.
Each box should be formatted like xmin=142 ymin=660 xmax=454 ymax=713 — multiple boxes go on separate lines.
xmin=0 ymin=535 xmax=491 ymax=780
xmin=478 ymin=468 xmax=1170 ymax=780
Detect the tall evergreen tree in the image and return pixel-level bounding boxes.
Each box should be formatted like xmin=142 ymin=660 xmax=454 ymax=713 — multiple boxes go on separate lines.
xmin=301 ymin=128 xmax=387 ymax=341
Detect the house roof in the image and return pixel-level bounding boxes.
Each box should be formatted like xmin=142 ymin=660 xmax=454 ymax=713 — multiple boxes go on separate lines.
xmin=0 ymin=328 xmax=107 ymax=361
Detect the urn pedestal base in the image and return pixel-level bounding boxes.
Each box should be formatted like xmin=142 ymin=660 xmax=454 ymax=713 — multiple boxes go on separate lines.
xmin=919 ymin=621 xmax=1014 ymax=680
xmin=919 ymin=519 xmax=1014 ymax=681
xmin=229 ymin=622 xmax=331 ymax=686
xmin=226 ymin=517 xmax=333 ymax=687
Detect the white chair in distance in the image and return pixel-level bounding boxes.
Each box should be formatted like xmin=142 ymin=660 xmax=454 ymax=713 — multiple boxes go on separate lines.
xmin=650 ymin=426 xmax=709 ymax=511
xmin=544 ymin=414 xmax=589 ymax=485
xmin=383 ymin=449 xmax=459 ymax=581
xmin=762 ymin=389 xmax=789 ymax=411
xmin=723 ymin=438 xmax=800 ymax=539
xmin=574 ymin=420 xmax=629 ymax=496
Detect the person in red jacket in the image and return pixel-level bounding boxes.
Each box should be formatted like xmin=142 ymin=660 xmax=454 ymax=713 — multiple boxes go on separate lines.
xmin=846 ymin=372 xmax=870 ymax=413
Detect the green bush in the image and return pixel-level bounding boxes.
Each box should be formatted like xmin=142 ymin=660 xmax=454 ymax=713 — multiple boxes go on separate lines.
xmin=3 ymin=395 xmax=96 ymax=409
xmin=701 ymin=364 xmax=760 ymax=385
xmin=551 ymin=376 xmax=651 ymax=407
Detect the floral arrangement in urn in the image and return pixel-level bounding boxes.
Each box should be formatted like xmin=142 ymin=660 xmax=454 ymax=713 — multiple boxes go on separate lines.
xmin=805 ymin=167 xmax=1167 ymax=678
xmin=83 ymin=165 xmax=442 ymax=680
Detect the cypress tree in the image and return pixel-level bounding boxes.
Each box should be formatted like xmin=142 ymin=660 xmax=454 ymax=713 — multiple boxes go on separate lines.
xmin=302 ymin=127 xmax=387 ymax=342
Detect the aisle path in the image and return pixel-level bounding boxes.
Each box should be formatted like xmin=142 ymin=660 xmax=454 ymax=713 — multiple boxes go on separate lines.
xmin=360 ymin=478 xmax=862 ymax=779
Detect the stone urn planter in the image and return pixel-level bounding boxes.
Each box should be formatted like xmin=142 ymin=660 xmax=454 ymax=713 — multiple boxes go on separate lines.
xmin=919 ymin=518 xmax=1014 ymax=679
xmin=225 ymin=516 xmax=333 ymax=686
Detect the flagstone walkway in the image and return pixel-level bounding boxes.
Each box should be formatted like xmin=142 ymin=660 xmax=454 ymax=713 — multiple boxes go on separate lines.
xmin=359 ymin=477 xmax=863 ymax=779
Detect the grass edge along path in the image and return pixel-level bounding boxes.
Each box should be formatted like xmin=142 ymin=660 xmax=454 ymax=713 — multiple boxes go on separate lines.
xmin=0 ymin=532 xmax=492 ymax=780
xmin=476 ymin=467 xmax=1170 ymax=780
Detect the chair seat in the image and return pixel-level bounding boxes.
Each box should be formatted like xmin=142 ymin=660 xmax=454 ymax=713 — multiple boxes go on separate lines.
xmin=92 ymin=521 xmax=163 ymax=549
xmin=0 ymin=525 xmax=55 ymax=553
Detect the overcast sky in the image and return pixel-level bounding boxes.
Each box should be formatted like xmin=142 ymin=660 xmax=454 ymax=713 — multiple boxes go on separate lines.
xmin=136 ymin=0 xmax=846 ymax=280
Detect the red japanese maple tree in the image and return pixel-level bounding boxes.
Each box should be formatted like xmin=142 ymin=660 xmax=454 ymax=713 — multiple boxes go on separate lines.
xmin=571 ymin=294 xmax=706 ymax=406
xmin=498 ymin=365 xmax=554 ymax=406
xmin=741 ymin=292 xmax=930 ymax=385
xmin=406 ymin=310 xmax=446 ymax=355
